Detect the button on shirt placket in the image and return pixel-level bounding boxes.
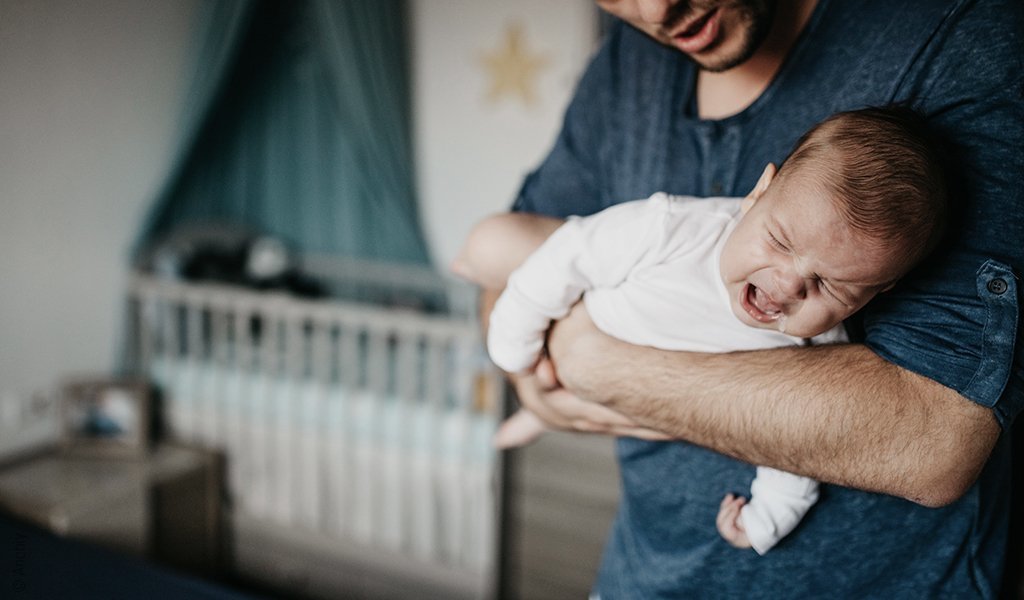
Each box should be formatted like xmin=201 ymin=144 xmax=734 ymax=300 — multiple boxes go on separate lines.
xmin=699 ymin=122 xmax=742 ymax=197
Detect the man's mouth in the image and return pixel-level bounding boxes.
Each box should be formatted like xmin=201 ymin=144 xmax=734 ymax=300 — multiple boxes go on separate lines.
xmin=669 ymin=8 xmax=721 ymax=54
xmin=740 ymin=283 xmax=783 ymax=323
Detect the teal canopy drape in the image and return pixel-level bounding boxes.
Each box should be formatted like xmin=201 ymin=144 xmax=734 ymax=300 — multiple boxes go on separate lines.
xmin=133 ymin=0 xmax=430 ymax=265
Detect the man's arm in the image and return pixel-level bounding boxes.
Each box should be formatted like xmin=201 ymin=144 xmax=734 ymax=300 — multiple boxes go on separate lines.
xmin=544 ymin=305 xmax=1000 ymax=507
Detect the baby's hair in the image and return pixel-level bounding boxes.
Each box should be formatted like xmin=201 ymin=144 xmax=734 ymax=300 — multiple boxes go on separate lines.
xmin=777 ymin=106 xmax=949 ymax=264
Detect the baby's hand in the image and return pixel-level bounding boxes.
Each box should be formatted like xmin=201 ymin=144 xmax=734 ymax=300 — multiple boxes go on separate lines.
xmin=716 ymin=493 xmax=753 ymax=550
xmin=493 ymin=409 xmax=549 ymax=449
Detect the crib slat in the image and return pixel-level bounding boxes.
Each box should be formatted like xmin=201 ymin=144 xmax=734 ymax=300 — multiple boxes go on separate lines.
xmin=364 ymin=325 xmax=388 ymax=547
xmin=393 ymin=324 xmax=419 ymax=553
xmin=421 ymin=335 xmax=448 ymax=562
xmin=334 ymin=322 xmax=359 ymax=538
xmin=206 ymin=302 xmax=228 ymax=447
xmin=255 ymin=305 xmax=277 ymax=520
xmin=134 ymin=295 xmax=152 ymax=375
xmin=450 ymin=337 xmax=474 ymax=567
xmin=228 ymin=302 xmax=251 ymax=512
xmin=185 ymin=301 xmax=206 ymax=444
xmin=162 ymin=295 xmax=179 ymax=364
xmin=272 ymin=307 xmax=295 ymax=525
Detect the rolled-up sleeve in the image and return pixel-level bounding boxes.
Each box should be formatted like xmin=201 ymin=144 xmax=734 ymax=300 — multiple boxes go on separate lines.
xmin=863 ymin=256 xmax=1022 ymax=428
xmin=862 ymin=0 xmax=1024 ymax=428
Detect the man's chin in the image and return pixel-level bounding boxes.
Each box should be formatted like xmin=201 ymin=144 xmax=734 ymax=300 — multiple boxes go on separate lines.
xmin=692 ymin=53 xmax=748 ymax=73
xmin=688 ymin=33 xmax=759 ymax=72
xmin=689 ymin=2 xmax=776 ymax=73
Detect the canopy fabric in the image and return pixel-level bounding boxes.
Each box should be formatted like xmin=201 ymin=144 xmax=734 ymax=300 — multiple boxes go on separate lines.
xmin=133 ymin=0 xmax=429 ymax=266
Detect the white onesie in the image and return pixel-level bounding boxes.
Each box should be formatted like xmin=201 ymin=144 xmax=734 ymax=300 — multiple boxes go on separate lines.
xmin=488 ymin=193 xmax=846 ymax=555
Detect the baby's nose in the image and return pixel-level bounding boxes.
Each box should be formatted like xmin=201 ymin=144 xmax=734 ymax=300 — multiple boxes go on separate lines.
xmin=774 ymin=269 xmax=807 ymax=301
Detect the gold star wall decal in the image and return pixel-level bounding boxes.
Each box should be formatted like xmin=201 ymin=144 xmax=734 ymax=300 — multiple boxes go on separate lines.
xmin=480 ymin=22 xmax=549 ymax=108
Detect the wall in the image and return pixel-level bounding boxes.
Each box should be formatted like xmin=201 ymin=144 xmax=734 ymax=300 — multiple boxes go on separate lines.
xmin=411 ymin=0 xmax=598 ymax=270
xmin=0 ymin=0 xmax=598 ymax=403
xmin=0 ymin=0 xmax=199 ymax=401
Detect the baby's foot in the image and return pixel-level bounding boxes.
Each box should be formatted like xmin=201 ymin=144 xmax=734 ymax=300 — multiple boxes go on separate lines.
xmin=493 ymin=409 xmax=548 ymax=449
xmin=716 ymin=493 xmax=753 ymax=549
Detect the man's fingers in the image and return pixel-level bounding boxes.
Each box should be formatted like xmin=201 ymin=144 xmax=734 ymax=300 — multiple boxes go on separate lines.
xmin=602 ymin=425 xmax=672 ymax=441
xmin=510 ymin=364 xmax=671 ymax=440
xmin=533 ymin=356 xmax=559 ymax=390
xmin=542 ymin=389 xmax=640 ymax=430
xmin=493 ymin=409 xmax=548 ymax=449
xmin=511 ymin=375 xmax=573 ymax=429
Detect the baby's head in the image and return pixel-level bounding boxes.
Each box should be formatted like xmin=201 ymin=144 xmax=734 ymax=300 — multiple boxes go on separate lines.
xmin=720 ymin=106 xmax=948 ymax=337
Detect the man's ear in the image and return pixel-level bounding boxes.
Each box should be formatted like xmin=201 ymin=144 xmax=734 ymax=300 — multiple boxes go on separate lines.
xmin=741 ymin=163 xmax=777 ymax=214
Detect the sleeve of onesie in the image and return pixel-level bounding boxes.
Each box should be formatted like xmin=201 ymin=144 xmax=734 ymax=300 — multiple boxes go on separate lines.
xmin=487 ymin=195 xmax=670 ymax=373
xmin=740 ymin=466 xmax=820 ymax=555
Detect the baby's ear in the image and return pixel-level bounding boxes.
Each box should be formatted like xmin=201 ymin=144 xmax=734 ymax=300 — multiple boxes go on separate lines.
xmin=742 ymin=163 xmax=777 ymax=214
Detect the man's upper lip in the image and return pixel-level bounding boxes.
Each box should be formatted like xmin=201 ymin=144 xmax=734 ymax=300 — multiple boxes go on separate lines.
xmin=667 ymin=9 xmax=716 ymax=39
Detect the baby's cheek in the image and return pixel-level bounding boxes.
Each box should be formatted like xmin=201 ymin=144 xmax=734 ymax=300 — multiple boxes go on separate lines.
xmin=798 ymin=307 xmax=840 ymax=338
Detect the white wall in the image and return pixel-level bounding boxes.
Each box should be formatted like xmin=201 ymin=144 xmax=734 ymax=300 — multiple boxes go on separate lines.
xmin=0 ymin=0 xmax=199 ymax=401
xmin=411 ymin=0 xmax=598 ymax=270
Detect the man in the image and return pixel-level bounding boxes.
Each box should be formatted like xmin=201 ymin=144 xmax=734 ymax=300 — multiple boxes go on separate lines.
xmin=490 ymin=0 xmax=1024 ymax=596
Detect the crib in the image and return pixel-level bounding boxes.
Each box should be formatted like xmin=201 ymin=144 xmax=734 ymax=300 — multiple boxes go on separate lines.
xmin=125 ymin=258 xmax=504 ymax=599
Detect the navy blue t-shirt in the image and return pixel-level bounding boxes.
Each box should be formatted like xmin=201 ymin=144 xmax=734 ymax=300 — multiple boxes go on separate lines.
xmin=514 ymin=0 xmax=1024 ymax=597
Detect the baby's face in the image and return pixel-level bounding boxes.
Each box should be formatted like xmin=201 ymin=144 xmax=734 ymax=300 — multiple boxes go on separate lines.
xmin=719 ymin=172 xmax=905 ymax=338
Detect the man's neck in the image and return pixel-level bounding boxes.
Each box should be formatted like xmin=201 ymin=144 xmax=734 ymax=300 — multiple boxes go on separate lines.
xmin=697 ymin=0 xmax=819 ymax=120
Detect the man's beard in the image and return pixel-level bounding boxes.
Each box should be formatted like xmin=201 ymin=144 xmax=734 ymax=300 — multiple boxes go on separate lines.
xmin=687 ymin=0 xmax=777 ymax=73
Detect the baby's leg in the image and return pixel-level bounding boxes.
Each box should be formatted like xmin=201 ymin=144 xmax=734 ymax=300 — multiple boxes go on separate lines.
xmin=451 ymin=212 xmax=564 ymax=290
xmin=716 ymin=466 xmax=819 ymax=554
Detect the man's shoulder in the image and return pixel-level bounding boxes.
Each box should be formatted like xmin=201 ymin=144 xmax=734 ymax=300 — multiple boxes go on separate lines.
xmin=825 ymin=0 xmax=1021 ymax=54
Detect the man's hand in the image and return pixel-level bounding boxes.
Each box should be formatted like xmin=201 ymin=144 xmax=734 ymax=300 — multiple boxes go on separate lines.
xmin=508 ymin=354 xmax=670 ymax=442
xmin=480 ymin=287 xmax=668 ymax=443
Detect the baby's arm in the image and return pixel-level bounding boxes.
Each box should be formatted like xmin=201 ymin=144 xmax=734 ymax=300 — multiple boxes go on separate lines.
xmin=717 ymin=467 xmax=820 ymax=554
xmin=486 ymin=200 xmax=664 ymax=373
xmin=453 ymin=213 xmax=566 ymax=447
xmin=456 ymin=199 xmax=666 ymax=444
xmin=451 ymin=213 xmax=564 ymax=291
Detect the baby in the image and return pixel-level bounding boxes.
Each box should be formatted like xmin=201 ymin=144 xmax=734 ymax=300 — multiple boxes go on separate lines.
xmin=454 ymin=106 xmax=948 ymax=554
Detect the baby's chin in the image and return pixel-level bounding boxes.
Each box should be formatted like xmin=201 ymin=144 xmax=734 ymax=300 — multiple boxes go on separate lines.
xmin=776 ymin=319 xmax=842 ymax=339
xmin=729 ymin=302 xmax=780 ymax=330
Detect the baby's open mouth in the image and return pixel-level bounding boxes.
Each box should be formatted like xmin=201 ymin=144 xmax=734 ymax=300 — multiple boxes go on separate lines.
xmin=741 ymin=283 xmax=783 ymax=323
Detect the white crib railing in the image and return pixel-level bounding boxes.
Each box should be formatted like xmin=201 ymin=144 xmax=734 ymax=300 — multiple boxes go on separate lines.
xmin=127 ymin=272 xmax=503 ymax=598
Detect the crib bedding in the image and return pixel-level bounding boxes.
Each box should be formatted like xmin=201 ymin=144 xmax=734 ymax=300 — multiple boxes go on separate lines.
xmin=131 ymin=273 xmax=502 ymax=592
xmin=151 ymin=354 xmax=496 ymax=569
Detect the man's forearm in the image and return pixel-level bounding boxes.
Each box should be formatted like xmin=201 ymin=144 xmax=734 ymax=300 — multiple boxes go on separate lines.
xmin=550 ymin=320 xmax=1000 ymax=507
